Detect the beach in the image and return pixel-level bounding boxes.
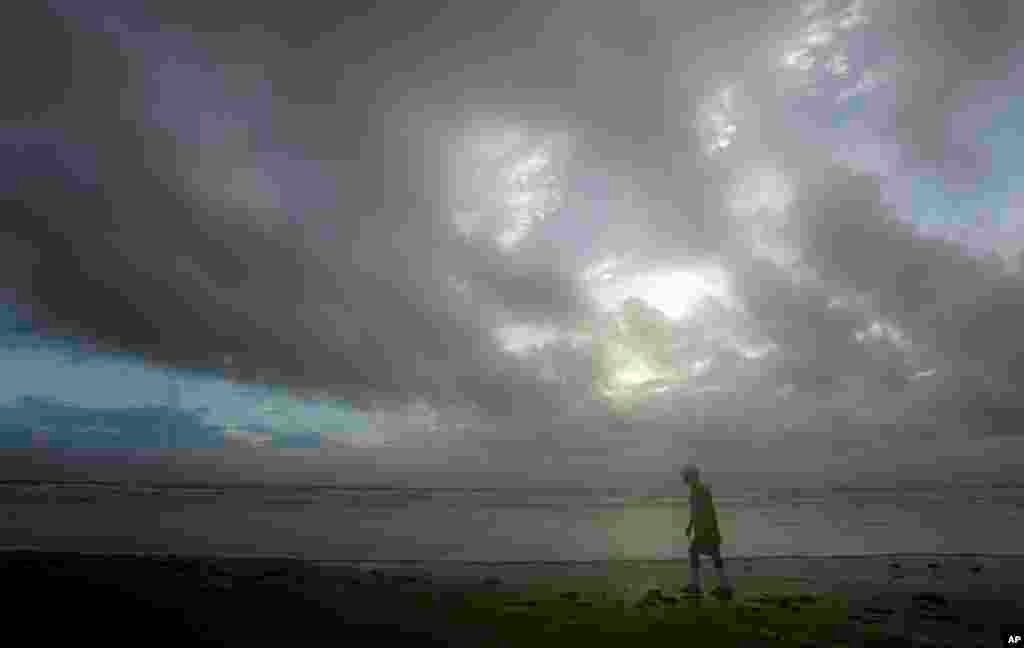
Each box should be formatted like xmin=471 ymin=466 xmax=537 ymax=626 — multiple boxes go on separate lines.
xmin=4 ymin=548 xmax=1021 ymax=647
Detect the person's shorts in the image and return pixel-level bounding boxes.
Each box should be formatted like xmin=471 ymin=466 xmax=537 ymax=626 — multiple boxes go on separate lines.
xmin=689 ymin=541 xmax=724 ymax=569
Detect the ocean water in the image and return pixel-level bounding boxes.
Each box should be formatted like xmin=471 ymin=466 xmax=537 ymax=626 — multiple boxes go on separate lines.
xmin=1 ymin=482 xmax=1022 ymax=561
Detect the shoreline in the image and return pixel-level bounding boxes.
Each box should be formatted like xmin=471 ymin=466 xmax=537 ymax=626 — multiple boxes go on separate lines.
xmin=6 ymin=543 xmax=1024 ymax=560
xmin=3 ymin=547 xmax=1021 ymax=646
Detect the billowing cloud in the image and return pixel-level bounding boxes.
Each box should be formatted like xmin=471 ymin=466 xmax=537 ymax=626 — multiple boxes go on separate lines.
xmin=3 ymin=0 xmax=1023 ymax=486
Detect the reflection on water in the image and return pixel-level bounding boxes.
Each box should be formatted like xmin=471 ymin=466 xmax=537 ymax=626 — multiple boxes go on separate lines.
xmin=1 ymin=482 xmax=1023 ymax=561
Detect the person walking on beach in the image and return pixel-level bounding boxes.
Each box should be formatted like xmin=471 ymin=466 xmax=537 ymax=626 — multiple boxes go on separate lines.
xmin=681 ymin=463 xmax=733 ymax=599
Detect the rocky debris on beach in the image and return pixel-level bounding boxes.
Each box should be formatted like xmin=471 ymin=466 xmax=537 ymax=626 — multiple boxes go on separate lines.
xmin=839 ymin=590 xmax=1010 ymax=648
xmin=633 ymin=587 xmax=686 ymax=607
xmin=4 ymin=551 xmax=1022 ymax=647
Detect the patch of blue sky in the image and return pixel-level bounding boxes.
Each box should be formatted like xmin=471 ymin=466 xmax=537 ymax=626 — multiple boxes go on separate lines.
xmin=831 ymin=94 xmax=867 ymax=129
xmin=910 ymin=96 xmax=1024 ymax=229
xmin=201 ymin=382 xmax=370 ymax=438
xmin=1 ymin=300 xmax=369 ymax=447
xmin=0 ymin=396 xmax=225 ymax=450
xmin=0 ymin=347 xmax=174 ymax=410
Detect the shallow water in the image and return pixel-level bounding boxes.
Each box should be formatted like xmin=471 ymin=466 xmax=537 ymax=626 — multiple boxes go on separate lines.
xmin=1 ymin=482 xmax=1022 ymax=561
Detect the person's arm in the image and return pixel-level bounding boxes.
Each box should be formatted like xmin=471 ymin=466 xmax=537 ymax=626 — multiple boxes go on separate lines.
xmin=685 ymin=488 xmax=696 ymax=537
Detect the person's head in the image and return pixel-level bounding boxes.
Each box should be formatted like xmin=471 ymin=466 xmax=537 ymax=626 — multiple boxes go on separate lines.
xmin=681 ymin=463 xmax=700 ymax=486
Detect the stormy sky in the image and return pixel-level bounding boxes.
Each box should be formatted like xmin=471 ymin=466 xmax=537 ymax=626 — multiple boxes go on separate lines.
xmin=3 ymin=0 xmax=1024 ymax=489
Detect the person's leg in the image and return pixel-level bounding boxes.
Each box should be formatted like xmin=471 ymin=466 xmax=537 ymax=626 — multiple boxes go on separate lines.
xmin=711 ymin=545 xmax=732 ymax=592
xmin=686 ymin=543 xmax=702 ymax=592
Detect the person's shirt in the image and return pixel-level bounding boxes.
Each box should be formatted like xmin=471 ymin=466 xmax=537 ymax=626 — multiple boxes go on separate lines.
xmin=688 ymin=480 xmax=722 ymax=544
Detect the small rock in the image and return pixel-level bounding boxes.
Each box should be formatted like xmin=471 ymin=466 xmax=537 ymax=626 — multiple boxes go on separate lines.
xmin=919 ymin=613 xmax=959 ymax=623
xmin=911 ymin=593 xmax=948 ymax=607
xmin=635 ymin=588 xmax=670 ymax=607
xmin=909 ymin=633 xmax=939 ymax=647
xmin=968 ymin=565 xmax=982 ymax=574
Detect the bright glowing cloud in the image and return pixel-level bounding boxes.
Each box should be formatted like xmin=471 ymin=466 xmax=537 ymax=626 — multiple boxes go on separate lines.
xmin=854 ymin=319 xmax=909 ymax=348
xmin=495 ymin=323 xmax=563 ymax=355
xmin=587 ymin=264 xmax=735 ymax=322
xmin=837 ymin=0 xmax=869 ymax=30
xmin=730 ymin=165 xmax=801 ymax=267
xmin=698 ymin=86 xmax=740 ymax=155
xmin=730 ymin=165 xmax=794 ymax=217
xmin=827 ymin=53 xmax=850 ymax=77
xmin=802 ymin=20 xmax=835 ymax=48
xmin=801 ymin=0 xmax=826 ymax=18
xmin=450 ymin=122 xmax=569 ymax=253
xmin=778 ymin=0 xmax=873 ymax=93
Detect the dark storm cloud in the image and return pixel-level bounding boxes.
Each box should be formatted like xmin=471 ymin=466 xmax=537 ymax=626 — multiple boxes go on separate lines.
xmin=8 ymin=1 xmax=695 ymax=429
xmin=452 ymin=242 xmax=589 ymax=322
xmin=4 ymin=1 xmax=794 ymax=428
xmin=10 ymin=0 xmax=1023 ymax=486
xmin=790 ymin=164 xmax=1024 ymax=435
xmin=728 ymin=255 xmax=880 ymax=397
xmin=2 ymin=5 xmax=541 ymax=418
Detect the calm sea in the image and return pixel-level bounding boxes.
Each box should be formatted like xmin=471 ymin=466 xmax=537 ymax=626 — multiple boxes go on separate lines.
xmin=1 ymin=481 xmax=1022 ymax=561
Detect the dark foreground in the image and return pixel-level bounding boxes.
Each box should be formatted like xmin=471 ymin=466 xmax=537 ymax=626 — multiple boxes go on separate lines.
xmin=2 ymin=549 xmax=1021 ymax=647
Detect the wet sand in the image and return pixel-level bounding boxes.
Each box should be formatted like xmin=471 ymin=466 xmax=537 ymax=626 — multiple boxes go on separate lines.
xmin=2 ymin=548 xmax=1021 ymax=646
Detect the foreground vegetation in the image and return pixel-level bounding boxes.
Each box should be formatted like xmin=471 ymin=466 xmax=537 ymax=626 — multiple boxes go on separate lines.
xmin=414 ymin=582 xmax=861 ymax=646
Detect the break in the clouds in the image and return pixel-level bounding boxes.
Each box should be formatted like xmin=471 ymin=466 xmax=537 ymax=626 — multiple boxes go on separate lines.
xmin=2 ymin=0 xmax=1023 ymax=486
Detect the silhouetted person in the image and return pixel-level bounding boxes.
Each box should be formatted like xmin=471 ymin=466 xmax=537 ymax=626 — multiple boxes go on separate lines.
xmin=681 ymin=463 xmax=733 ymax=598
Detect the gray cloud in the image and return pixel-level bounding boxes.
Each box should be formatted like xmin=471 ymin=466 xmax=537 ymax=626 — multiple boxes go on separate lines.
xmin=5 ymin=0 xmax=1024 ymax=487
xmin=789 ymin=164 xmax=1024 ymax=435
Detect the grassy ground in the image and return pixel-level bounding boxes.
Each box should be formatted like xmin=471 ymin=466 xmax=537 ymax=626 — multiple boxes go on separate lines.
xmin=401 ymin=573 xmax=859 ymax=647
xmin=3 ymin=550 xmax=1015 ymax=646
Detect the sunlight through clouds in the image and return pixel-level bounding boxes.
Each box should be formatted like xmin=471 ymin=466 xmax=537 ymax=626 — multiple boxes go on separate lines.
xmin=698 ymin=86 xmax=740 ymax=156
xmin=494 ymin=323 xmax=563 ymax=356
xmin=449 ymin=121 xmax=569 ymax=254
xmin=777 ymin=0 xmax=874 ymax=96
xmin=586 ymin=262 xmax=735 ymax=322
xmin=729 ymin=163 xmax=802 ymax=268
xmin=575 ymin=255 xmax=768 ymax=412
xmin=14 ymin=0 xmax=1024 ymax=489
